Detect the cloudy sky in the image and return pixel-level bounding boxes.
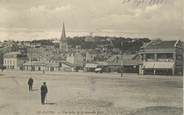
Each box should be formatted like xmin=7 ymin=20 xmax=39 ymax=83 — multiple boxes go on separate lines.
xmin=0 ymin=0 xmax=183 ymax=41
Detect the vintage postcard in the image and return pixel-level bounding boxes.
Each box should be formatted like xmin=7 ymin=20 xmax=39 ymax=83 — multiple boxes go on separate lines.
xmin=0 ymin=0 xmax=183 ymax=115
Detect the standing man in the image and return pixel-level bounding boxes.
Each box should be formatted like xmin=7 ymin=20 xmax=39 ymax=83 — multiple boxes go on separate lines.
xmin=28 ymin=77 xmax=33 ymax=91
xmin=40 ymin=82 xmax=48 ymax=104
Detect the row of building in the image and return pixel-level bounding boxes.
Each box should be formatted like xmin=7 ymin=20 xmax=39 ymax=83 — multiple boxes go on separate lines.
xmin=0 ymin=23 xmax=183 ymax=75
xmin=2 ymin=39 xmax=183 ymax=76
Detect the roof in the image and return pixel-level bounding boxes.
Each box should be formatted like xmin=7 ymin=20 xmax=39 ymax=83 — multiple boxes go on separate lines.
xmin=4 ymin=52 xmax=21 ymax=56
xmin=24 ymin=61 xmax=75 ymax=67
xmin=49 ymin=55 xmax=65 ymax=61
xmin=4 ymin=51 xmax=27 ymax=58
xmin=96 ymin=61 xmax=108 ymax=66
xmin=23 ymin=61 xmax=46 ymax=66
xmin=63 ymin=61 xmax=76 ymax=67
xmin=106 ymin=54 xmax=142 ymax=66
xmin=46 ymin=63 xmax=59 ymax=67
xmin=142 ymin=40 xmax=177 ymax=49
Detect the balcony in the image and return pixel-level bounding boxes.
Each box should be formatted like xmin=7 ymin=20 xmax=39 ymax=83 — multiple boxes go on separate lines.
xmin=144 ymin=59 xmax=174 ymax=62
xmin=143 ymin=61 xmax=174 ymax=69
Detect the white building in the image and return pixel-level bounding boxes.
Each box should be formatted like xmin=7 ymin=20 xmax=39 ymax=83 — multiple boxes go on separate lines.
xmin=3 ymin=52 xmax=28 ymax=70
xmin=23 ymin=61 xmax=76 ymax=72
xmin=84 ymin=63 xmax=98 ymax=72
xmin=23 ymin=61 xmax=46 ymax=71
xmin=85 ymin=51 xmax=97 ymax=63
xmin=66 ymin=53 xmax=84 ymax=67
xmin=139 ymin=40 xmax=183 ymax=75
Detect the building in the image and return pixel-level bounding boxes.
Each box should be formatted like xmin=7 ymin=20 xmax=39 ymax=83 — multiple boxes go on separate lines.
xmin=85 ymin=51 xmax=97 ymax=63
xmin=3 ymin=52 xmax=28 ymax=70
xmin=59 ymin=23 xmax=68 ymax=52
xmin=23 ymin=61 xmax=76 ymax=72
xmin=105 ymin=54 xmax=142 ymax=73
xmin=0 ymin=52 xmax=3 ymax=69
xmin=27 ymin=47 xmax=58 ymax=62
xmin=84 ymin=54 xmax=141 ymax=73
xmin=0 ymin=45 xmax=12 ymax=69
xmin=84 ymin=63 xmax=98 ymax=72
xmin=23 ymin=61 xmax=46 ymax=71
xmin=66 ymin=53 xmax=84 ymax=67
xmin=139 ymin=40 xmax=183 ymax=75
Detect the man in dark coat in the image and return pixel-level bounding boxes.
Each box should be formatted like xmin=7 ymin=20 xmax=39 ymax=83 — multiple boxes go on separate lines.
xmin=28 ymin=77 xmax=33 ymax=91
xmin=41 ymin=82 xmax=48 ymax=104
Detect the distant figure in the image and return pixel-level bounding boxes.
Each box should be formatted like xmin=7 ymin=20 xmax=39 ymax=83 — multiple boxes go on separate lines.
xmin=40 ymin=82 xmax=48 ymax=104
xmin=28 ymin=77 xmax=33 ymax=91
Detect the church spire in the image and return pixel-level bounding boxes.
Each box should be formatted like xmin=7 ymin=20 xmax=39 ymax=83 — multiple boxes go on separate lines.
xmin=59 ymin=22 xmax=68 ymax=51
xmin=60 ymin=22 xmax=66 ymax=41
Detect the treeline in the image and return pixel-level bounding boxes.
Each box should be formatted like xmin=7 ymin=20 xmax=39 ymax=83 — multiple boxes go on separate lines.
xmin=15 ymin=36 xmax=150 ymax=53
xmin=31 ymin=39 xmax=55 ymax=46
xmin=67 ymin=36 xmax=150 ymax=53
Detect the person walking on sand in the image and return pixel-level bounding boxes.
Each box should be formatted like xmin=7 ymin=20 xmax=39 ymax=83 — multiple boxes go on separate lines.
xmin=28 ymin=77 xmax=33 ymax=91
xmin=40 ymin=82 xmax=48 ymax=104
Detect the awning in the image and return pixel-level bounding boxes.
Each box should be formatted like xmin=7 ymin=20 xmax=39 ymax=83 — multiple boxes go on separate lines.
xmin=85 ymin=63 xmax=98 ymax=68
xmin=143 ymin=62 xmax=174 ymax=69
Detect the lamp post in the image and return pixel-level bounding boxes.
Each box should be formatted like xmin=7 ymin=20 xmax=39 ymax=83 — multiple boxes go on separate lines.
xmin=120 ymin=42 xmax=123 ymax=78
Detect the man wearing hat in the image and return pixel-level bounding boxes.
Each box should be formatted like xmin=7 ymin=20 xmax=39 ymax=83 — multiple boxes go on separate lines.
xmin=28 ymin=77 xmax=33 ymax=91
xmin=40 ymin=82 xmax=48 ymax=104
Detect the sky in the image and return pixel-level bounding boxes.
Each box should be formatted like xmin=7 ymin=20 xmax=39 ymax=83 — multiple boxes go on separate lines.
xmin=0 ymin=0 xmax=183 ymax=41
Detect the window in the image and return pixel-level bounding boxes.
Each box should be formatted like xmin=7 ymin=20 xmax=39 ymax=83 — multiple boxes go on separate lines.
xmin=59 ymin=62 xmax=62 ymax=67
xmin=145 ymin=54 xmax=154 ymax=61
xmin=146 ymin=54 xmax=154 ymax=59
xmin=177 ymin=55 xmax=182 ymax=60
xmin=177 ymin=49 xmax=183 ymax=54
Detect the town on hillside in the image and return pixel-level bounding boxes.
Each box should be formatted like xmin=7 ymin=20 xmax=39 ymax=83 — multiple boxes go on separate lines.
xmin=0 ymin=24 xmax=183 ymax=76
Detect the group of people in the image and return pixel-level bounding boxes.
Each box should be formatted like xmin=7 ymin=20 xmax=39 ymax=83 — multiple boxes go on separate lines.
xmin=28 ymin=78 xmax=48 ymax=104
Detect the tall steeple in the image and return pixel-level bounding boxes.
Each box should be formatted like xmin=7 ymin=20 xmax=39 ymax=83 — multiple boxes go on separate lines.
xmin=59 ymin=22 xmax=68 ymax=51
xmin=60 ymin=23 xmax=66 ymax=41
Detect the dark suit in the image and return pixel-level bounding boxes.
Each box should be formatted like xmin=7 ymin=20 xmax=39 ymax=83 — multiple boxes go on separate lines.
xmin=28 ymin=78 xmax=33 ymax=91
xmin=41 ymin=84 xmax=48 ymax=104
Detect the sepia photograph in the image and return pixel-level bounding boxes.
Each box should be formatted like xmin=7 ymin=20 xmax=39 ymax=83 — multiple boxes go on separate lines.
xmin=0 ymin=0 xmax=183 ymax=115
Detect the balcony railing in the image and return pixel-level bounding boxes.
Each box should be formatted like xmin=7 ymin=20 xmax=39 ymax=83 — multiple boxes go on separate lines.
xmin=144 ymin=59 xmax=174 ymax=62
